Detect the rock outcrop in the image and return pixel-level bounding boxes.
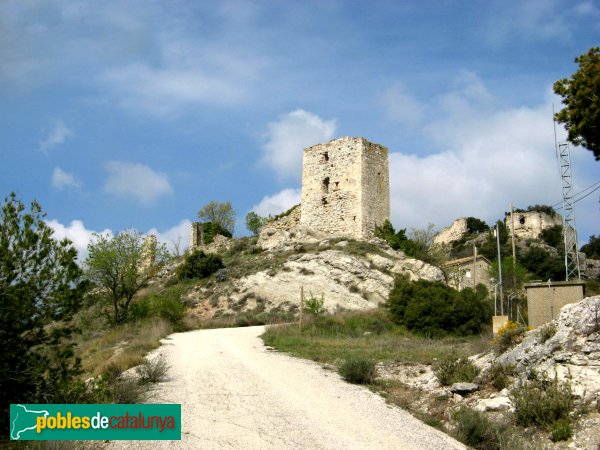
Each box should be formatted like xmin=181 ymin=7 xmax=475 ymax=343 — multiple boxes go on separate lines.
xmin=187 ymin=238 xmax=445 ymax=315
xmin=497 ymin=295 xmax=600 ymax=401
xmin=432 ymin=218 xmax=469 ymax=246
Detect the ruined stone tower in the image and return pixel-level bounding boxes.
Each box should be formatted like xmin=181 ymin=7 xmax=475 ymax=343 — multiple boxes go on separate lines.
xmin=300 ymin=137 xmax=390 ymax=239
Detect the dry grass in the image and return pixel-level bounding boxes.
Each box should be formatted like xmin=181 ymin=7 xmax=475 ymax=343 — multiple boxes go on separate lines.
xmin=76 ymin=318 xmax=173 ymax=376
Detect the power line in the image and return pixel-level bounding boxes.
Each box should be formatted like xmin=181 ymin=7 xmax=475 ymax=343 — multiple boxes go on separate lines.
xmin=552 ymin=180 xmax=600 ymax=209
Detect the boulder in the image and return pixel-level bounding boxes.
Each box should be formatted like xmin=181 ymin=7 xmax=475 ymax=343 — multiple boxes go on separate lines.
xmin=449 ymin=382 xmax=479 ymax=395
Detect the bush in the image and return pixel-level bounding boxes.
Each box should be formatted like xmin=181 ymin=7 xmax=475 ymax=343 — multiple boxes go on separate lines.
xmin=338 ymin=357 xmax=377 ymax=384
xmin=520 ymin=246 xmax=565 ymax=281
xmin=105 ymin=378 xmax=147 ymax=404
xmin=510 ymin=373 xmax=575 ymax=429
xmin=581 ymin=235 xmax=600 ymax=259
xmin=136 ymin=356 xmax=169 ymax=384
xmin=177 ymin=251 xmax=224 ymax=280
xmin=539 ymin=323 xmax=557 ymax=344
xmin=129 ymin=288 xmax=185 ymax=324
xmin=200 ymin=221 xmax=232 ymax=244
xmin=484 ymin=362 xmax=514 ymax=391
xmin=304 ymin=293 xmax=326 ymax=317
xmin=453 ymin=407 xmax=507 ymax=450
xmin=387 ymin=275 xmax=490 ymax=337
xmin=550 ymin=418 xmax=573 ymax=442
xmin=465 ymin=217 xmax=489 ymax=234
xmin=494 ymin=320 xmax=527 ymax=355
xmin=433 ymin=351 xmax=480 ymax=386
xmin=541 ymin=225 xmax=563 ymax=249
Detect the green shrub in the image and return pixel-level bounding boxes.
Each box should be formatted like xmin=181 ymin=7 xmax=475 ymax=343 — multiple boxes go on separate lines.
xmin=510 ymin=373 xmax=575 ymax=428
xmin=136 ymin=356 xmax=169 ymax=384
xmin=149 ymin=290 xmax=185 ymax=323
xmin=581 ymin=235 xmax=600 ymax=259
xmin=129 ymin=288 xmax=184 ymax=324
xmin=465 ymin=217 xmax=489 ymax=234
xmin=387 ymin=275 xmax=490 ymax=336
xmin=484 ymin=362 xmax=514 ymax=391
xmin=338 ymin=357 xmax=377 ymax=384
xmin=453 ymin=407 xmax=507 ymax=450
xmin=539 ymin=323 xmax=557 ymax=344
xmin=550 ymin=418 xmax=573 ymax=442
xmin=433 ymin=351 xmax=480 ymax=386
xmin=304 ymin=293 xmax=326 ymax=317
xmin=177 ymin=250 xmax=224 ymax=280
xmin=129 ymin=300 xmax=151 ymax=320
xmin=201 ymin=221 xmax=232 ymax=244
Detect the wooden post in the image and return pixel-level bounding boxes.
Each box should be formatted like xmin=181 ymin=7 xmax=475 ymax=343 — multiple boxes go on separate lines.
xmin=510 ymin=203 xmax=517 ymax=290
xmin=472 ymin=243 xmax=477 ymax=289
xmin=299 ymin=286 xmax=304 ymax=332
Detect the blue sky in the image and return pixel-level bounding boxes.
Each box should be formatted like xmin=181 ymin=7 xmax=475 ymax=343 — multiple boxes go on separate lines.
xmin=1 ymin=0 xmax=598 ymax=257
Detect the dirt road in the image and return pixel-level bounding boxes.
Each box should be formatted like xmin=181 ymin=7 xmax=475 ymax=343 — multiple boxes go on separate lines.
xmin=109 ymin=326 xmax=464 ymax=449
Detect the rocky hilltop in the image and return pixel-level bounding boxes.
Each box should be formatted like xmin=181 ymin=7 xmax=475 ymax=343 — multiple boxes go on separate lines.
xmin=182 ymin=234 xmax=444 ymax=320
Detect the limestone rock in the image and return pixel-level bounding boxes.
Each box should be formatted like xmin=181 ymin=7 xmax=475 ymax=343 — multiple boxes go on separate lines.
xmin=497 ymin=295 xmax=600 ymax=401
xmin=433 ymin=218 xmax=469 ymax=246
xmin=449 ymin=382 xmax=479 ymax=395
xmin=474 ymin=396 xmax=512 ymax=412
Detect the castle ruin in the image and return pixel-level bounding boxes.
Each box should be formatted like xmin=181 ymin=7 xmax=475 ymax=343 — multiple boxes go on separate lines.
xmin=300 ymin=137 xmax=390 ymax=240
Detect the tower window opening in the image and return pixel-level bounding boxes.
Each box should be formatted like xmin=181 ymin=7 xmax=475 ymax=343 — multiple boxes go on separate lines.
xmin=322 ymin=177 xmax=330 ymax=194
xmin=321 ymin=197 xmax=328 ymax=205
xmin=519 ymin=216 xmax=525 ymax=225
xmin=321 ymin=152 xmax=329 ymax=162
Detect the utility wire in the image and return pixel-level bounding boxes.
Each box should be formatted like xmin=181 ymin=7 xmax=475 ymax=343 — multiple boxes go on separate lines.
xmin=552 ymin=180 xmax=600 ymax=209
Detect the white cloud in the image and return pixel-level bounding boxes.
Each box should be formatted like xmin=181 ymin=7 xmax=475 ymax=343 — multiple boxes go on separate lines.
xmin=40 ymin=120 xmax=74 ymax=152
xmin=387 ymin=78 xmax=591 ymax=233
xmin=482 ymin=0 xmax=570 ymax=45
xmin=381 ymin=83 xmax=425 ymax=125
xmin=103 ymin=161 xmax=173 ymax=205
xmin=147 ymin=219 xmax=192 ymax=256
xmin=101 ymin=63 xmax=247 ymax=117
xmin=51 ymin=167 xmax=81 ymax=190
xmin=46 ymin=219 xmax=112 ymax=261
xmin=261 ymin=110 xmax=336 ymax=180
xmin=251 ymin=188 xmax=301 ymax=217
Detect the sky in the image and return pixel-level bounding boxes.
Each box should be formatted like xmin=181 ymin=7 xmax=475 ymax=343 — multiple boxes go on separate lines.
xmin=1 ymin=0 xmax=599 ymax=258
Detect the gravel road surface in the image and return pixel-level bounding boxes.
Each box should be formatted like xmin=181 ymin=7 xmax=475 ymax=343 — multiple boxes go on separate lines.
xmin=108 ymin=325 xmax=464 ymax=450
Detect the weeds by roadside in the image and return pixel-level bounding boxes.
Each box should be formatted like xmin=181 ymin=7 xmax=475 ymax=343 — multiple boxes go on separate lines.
xmin=339 ymin=357 xmax=377 ymax=384
xmin=433 ymin=351 xmax=480 ymax=386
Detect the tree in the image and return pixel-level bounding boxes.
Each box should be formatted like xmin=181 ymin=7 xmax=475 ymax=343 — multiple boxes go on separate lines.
xmin=386 ymin=275 xmax=490 ymax=336
xmin=374 ymin=219 xmax=408 ymax=250
xmin=554 ymin=47 xmax=600 ymax=161
xmin=86 ymin=230 xmax=170 ymax=324
xmin=198 ymin=201 xmax=236 ymax=235
xmin=176 ymin=250 xmax=224 ymax=280
xmin=0 ymin=193 xmax=87 ymax=435
xmin=245 ymin=211 xmax=268 ymax=236
xmin=581 ymin=235 xmax=600 ymax=259
xmin=488 ymin=256 xmax=530 ymax=292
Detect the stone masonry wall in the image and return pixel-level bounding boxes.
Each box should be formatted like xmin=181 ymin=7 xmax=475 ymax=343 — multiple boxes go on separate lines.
xmin=300 ymin=137 xmax=389 ymax=240
xmin=360 ymin=140 xmax=390 ymax=238
xmin=505 ymin=211 xmax=563 ymax=240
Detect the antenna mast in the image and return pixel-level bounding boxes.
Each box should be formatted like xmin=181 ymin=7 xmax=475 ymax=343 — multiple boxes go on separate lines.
xmin=553 ymin=106 xmax=581 ymax=281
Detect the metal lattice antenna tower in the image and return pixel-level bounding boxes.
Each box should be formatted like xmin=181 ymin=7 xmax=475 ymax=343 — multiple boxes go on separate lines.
xmin=553 ymin=117 xmax=581 ymax=280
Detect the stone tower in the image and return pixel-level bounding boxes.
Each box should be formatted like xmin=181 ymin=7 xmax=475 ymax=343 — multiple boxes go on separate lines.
xmin=300 ymin=137 xmax=390 ymax=239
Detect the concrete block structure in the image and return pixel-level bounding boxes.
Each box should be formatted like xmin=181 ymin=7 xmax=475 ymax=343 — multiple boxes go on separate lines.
xmin=300 ymin=137 xmax=390 ymax=240
xmin=525 ymin=280 xmax=585 ymax=328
